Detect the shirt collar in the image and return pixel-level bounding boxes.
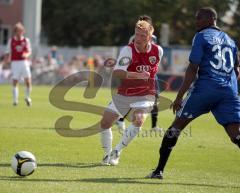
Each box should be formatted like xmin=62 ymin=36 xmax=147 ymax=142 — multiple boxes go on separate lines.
xmin=14 ymin=36 xmax=24 ymax=41
xmin=197 ymin=26 xmax=221 ymax=32
xmin=134 ymin=42 xmax=152 ymax=53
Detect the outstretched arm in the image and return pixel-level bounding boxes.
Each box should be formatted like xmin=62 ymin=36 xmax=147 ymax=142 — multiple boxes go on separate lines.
xmin=3 ymin=53 xmax=10 ymax=65
xmin=3 ymin=39 xmax=11 ymax=65
xmin=113 ymin=69 xmax=150 ymax=80
xmin=22 ymin=38 xmax=32 ymax=59
xmin=172 ymin=63 xmax=198 ymax=114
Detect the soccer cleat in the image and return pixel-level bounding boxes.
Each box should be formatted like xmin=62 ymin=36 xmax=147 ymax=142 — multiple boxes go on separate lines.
xmin=109 ymin=150 xmax=120 ymax=166
xmin=101 ymin=154 xmax=110 ymax=165
xmin=116 ymin=120 xmax=126 ymax=131
xmin=151 ymin=127 xmax=163 ymax=132
xmin=25 ymin=98 xmax=32 ymax=107
xmin=13 ymin=102 xmax=18 ymax=106
xmin=145 ymin=170 xmax=163 ymax=179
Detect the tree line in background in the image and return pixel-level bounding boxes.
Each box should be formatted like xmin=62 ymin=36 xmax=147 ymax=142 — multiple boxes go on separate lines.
xmin=42 ymin=0 xmax=240 ymax=47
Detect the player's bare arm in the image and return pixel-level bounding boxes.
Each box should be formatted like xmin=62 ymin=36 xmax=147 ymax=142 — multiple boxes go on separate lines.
xmin=172 ymin=63 xmax=198 ymax=114
xmin=3 ymin=53 xmax=11 ymax=65
xmin=234 ymin=55 xmax=240 ymax=78
xmin=22 ymin=51 xmax=31 ymax=59
xmin=113 ymin=69 xmax=150 ymax=80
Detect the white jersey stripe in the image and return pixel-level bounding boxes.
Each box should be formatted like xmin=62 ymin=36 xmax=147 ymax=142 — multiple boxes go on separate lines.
xmin=177 ymin=86 xmax=194 ymax=117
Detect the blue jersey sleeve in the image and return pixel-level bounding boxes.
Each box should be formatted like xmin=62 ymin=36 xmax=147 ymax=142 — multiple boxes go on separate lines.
xmin=189 ymin=33 xmax=204 ymax=65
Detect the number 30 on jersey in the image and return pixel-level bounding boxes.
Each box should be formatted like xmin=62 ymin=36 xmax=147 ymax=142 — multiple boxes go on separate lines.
xmin=210 ymin=45 xmax=234 ymax=73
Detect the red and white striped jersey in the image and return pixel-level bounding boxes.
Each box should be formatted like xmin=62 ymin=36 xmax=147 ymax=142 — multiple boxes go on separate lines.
xmin=114 ymin=42 xmax=163 ymax=96
xmin=5 ymin=37 xmax=31 ymax=61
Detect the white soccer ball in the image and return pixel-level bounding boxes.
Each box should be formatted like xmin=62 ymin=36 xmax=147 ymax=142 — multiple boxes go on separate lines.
xmin=11 ymin=151 xmax=37 ymax=176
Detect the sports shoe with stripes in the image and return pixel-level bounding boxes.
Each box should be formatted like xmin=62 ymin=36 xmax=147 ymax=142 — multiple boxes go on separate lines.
xmin=145 ymin=170 xmax=163 ymax=179
xmin=25 ymin=98 xmax=32 ymax=107
xmin=109 ymin=150 xmax=120 ymax=166
xmin=101 ymin=154 xmax=110 ymax=165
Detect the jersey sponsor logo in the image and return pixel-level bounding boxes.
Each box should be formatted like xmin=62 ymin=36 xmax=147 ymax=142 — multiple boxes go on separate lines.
xmin=21 ymin=41 xmax=26 ymax=47
xmin=149 ymin=56 xmax=156 ymax=65
xmin=136 ymin=65 xmax=153 ymax=72
xmin=15 ymin=45 xmax=24 ymax=52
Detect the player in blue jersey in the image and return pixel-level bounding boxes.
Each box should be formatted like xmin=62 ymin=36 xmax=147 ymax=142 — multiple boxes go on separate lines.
xmin=146 ymin=7 xmax=240 ymax=179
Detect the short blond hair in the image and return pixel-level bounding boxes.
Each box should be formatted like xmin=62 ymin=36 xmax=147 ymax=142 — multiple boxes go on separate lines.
xmin=14 ymin=22 xmax=25 ymax=33
xmin=135 ymin=20 xmax=154 ymax=35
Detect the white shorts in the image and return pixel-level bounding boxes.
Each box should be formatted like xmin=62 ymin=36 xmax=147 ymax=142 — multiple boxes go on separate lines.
xmin=11 ymin=60 xmax=31 ymax=80
xmin=106 ymin=94 xmax=155 ymax=120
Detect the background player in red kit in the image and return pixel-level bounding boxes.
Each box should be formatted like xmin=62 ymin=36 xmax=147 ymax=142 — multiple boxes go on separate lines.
xmin=100 ymin=19 xmax=163 ymax=165
xmin=4 ymin=22 xmax=32 ymax=106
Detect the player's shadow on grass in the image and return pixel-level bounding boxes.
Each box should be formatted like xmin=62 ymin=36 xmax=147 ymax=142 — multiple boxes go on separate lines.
xmin=0 ymin=176 xmax=239 ymax=189
xmin=1 ymin=163 xmax=239 ymax=189
xmin=80 ymin=178 xmax=240 ymax=189
xmin=38 ymin=162 xmax=104 ymax=169
xmin=0 ymin=163 xmax=9 ymax=167
xmin=0 ymin=162 xmax=104 ymax=169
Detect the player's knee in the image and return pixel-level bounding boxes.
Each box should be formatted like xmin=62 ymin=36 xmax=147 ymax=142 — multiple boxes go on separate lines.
xmin=25 ymin=82 xmax=31 ymax=87
xmin=13 ymin=81 xmax=18 ymax=86
xmin=133 ymin=112 xmax=145 ymax=127
xmin=133 ymin=117 xmax=144 ymax=127
xmin=133 ymin=120 xmax=144 ymax=127
xmin=100 ymin=118 xmax=112 ymax=129
xmin=165 ymin=127 xmax=181 ymax=139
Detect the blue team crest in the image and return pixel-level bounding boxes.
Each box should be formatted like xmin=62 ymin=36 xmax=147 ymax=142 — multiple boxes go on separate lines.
xmin=149 ymin=56 xmax=156 ymax=65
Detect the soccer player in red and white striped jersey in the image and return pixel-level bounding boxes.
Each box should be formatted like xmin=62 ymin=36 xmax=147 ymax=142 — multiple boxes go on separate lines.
xmin=4 ymin=22 xmax=32 ymax=106
xmin=100 ymin=19 xmax=163 ymax=165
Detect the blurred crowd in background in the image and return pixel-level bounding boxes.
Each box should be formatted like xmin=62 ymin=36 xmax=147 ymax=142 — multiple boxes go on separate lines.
xmin=0 ymin=45 xmax=177 ymax=85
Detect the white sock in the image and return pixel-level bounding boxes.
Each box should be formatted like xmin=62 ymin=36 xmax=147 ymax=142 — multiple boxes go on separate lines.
xmin=115 ymin=124 xmax=141 ymax=152
xmin=12 ymin=86 xmax=19 ymax=104
xmin=100 ymin=128 xmax=112 ymax=156
xmin=25 ymin=87 xmax=31 ymax=99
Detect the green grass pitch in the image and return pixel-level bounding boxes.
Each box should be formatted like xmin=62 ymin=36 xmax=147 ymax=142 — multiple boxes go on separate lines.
xmin=0 ymin=85 xmax=239 ymax=193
